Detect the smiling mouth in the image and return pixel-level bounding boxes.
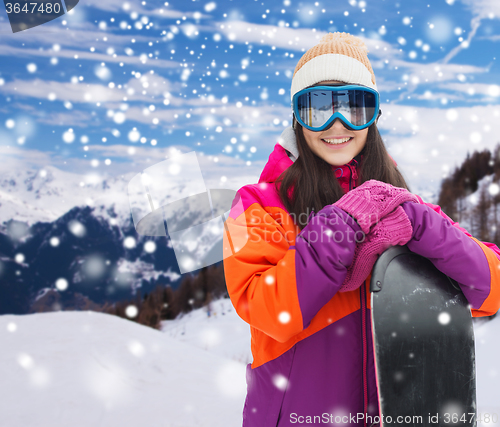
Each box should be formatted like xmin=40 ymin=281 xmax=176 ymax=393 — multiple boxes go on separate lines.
xmin=322 ymin=137 xmax=353 ymax=145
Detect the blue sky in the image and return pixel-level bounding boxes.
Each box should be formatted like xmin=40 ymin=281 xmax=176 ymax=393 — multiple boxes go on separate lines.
xmin=2 ymin=0 xmax=500 ymax=199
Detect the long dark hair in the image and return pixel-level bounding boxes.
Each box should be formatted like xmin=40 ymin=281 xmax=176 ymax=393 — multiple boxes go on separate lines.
xmin=276 ymin=123 xmax=410 ymax=229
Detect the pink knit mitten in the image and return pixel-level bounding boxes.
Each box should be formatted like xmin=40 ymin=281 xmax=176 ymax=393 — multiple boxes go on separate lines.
xmin=334 ymin=180 xmax=418 ymax=234
xmin=339 ymin=205 xmax=413 ymax=292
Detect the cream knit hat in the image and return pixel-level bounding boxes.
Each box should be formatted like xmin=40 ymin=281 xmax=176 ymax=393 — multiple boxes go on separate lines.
xmin=291 ymin=32 xmax=377 ymax=101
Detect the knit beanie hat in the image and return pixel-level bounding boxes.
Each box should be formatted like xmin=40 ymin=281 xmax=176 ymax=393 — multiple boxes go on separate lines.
xmin=291 ymin=32 xmax=377 ymax=101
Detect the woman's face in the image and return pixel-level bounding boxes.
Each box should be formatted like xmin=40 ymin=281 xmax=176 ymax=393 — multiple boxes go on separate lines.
xmin=301 ymin=81 xmax=369 ymax=167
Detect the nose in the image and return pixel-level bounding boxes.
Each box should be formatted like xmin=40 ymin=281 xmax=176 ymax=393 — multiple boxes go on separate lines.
xmin=332 ymin=118 xmax=347 ymax=128
xmin=324 ymin=117 xmax=349 ymax=131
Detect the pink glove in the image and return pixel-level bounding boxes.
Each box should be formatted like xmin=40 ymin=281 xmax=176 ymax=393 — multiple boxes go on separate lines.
xmin=340 ymin=205 xmax=413 ymax=292
xmin=334 ymin=180 xmax=419 ymax=234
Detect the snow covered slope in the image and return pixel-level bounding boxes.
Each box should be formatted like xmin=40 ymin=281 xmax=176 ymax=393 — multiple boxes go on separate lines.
xmin=161 ymin=298 xmax=252 ymax=365
xmin=0 ymin=310 xmax=247 ymax=427
xmin=475 ymin=315 xmax=500 ymax=425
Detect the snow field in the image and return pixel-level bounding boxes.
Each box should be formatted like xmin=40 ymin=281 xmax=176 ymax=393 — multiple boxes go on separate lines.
xmin=160 ymin=298 xmax=252 ymax=365
xmin=0 ymin=309 xmax=247 ymax=427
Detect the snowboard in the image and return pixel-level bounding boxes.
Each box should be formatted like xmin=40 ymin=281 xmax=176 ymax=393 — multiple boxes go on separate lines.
xmin=370 ymin=245 xmax=476 ymax=427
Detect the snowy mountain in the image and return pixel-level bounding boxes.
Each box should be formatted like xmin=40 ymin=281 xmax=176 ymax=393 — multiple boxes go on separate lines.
xmin=0 ymin=157 xmax=245 ymax=230
xmin=0 ymin=300 xmax=498 ymax=427
xmin=0 ymin=166 xmax=133 ymax=226
xmin=0 ymin=160 xmax=240 ymax=314
xmin=0 ymin=204 xmax=182 ymax=315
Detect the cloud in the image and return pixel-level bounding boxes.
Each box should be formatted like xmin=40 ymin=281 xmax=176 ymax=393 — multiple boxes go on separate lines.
xmin=409 ymin=91 xmax=465 ymax=103
xmin=0 ymin=145 xmax=55 ymax=170
xmin=80 ymin=0 xmax=146 ymax=13
xmin=392 ymin=60 xmax=487 ymax=85
xmin=459 ymin=0 xmax=500 ymax=19
xmin=0 ymin=16 xmax=180 ymax=79
xmin=0 ymin=42 xmax=178 ymax=69
xmin=1 ymin=78 xmax=128 ymax=103
xmin=442 ymin=16 xmax=482 ymax=64
xmin=213 ymin=20 xmax=402 ymax=60
xmin=35 ymin=110 xmax=94 ymax=127
xmin=213 ymin=20 xmax=324 ymax=51
xmin=0 ymin=74 xmax=181 ymax=104
xmin=116 ymin=101 xmax=291 ymax=130
xmin=438 ymin=82 xmax=500 ymax=99
xmin=382 ymin=56 xmax=488 ymax=103
xmin=148 ymin=6 xmax=211 ymax=20
xmin=0 ymin=20 xmax=152 ymax=47
xmin=81 ymin=0 xmax=211 ymax=20
xmin=480 ymin=34 xmax=500 ymax=41
xmin=374 ymin=78 xmax=405 ymax=94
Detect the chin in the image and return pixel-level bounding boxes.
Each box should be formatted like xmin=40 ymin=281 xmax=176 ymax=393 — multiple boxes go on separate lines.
xmin=324 ymin=153 xmax=355 ymax=167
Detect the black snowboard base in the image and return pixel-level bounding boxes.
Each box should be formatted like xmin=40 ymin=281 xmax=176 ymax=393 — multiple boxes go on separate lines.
xmin=370 ymin=246 xmax=476 ymax=427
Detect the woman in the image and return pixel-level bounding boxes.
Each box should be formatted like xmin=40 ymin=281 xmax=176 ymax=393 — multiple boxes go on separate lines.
xmin=222 ymin=32 xmax=500 ymax=427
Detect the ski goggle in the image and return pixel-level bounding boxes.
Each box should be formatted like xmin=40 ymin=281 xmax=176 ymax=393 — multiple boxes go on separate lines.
xmin=292 ymin=85 xmax=380 ymax=131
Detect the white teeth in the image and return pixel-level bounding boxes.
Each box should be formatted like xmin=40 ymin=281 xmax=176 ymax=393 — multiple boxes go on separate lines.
xmin=323 ymin=137 xmax=352 ymax=144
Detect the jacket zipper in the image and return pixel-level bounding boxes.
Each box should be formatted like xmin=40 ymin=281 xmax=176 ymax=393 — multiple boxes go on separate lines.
xmin=349 ymin=159 xmax=367 ymax=423
xmin=361 ymin=283 xmax=368 ymax=427
xmin=347 ymin=160 xmax=358 ymax=191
